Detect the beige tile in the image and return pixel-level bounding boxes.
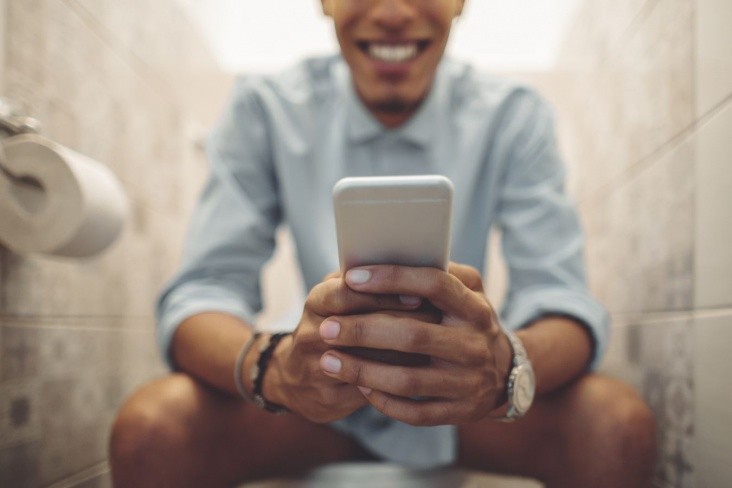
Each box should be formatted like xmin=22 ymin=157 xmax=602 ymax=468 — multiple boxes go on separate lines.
xmin=258 ymin=227 xmax=306 ymax=331
xmin=5 ymin=0 xmax=48 ymax=89
xmin=545 ymin=0 xmax=695 ymax=206
xmin=694 ymin=312 xmax=732 ymax=488
xmin=0 ymin=325 xmax=39 ymax=382
xmin=583 ymin=135 xmax=694 ymax=314
xmin=0 ymin=319 xmax=163 ymax=483
xmin=696 ymin=0 xmax=732 ymax=118
xmin=0 ymin=380 xmax=42 ymax=449
xmin=0 ymin=441 xmax=41 ymax=488
xmin=555 ymin=0 xmax=649 ymax=71
xmin=621 ymin=317 xmax=694 ymax=487
xmin=694 ymin=100 xmax=732 ymax=309
xmin=0 ymin=0 xmax=7 ymax=93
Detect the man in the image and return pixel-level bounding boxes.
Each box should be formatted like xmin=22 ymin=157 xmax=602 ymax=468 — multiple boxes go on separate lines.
xmin=110 ymin=1 xmax=657 ymax=487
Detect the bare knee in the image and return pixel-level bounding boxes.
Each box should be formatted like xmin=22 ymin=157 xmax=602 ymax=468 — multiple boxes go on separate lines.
xmin=587 ymin=377 xmax=656 ymax=461
xmin=556 ymin=375 xmax=657 ymax=484
xmin=109 ymin=375 xmax=206 ymax=486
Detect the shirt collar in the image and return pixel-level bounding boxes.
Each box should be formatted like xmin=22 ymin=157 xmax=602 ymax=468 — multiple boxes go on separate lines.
xmin=336 ymin=58 xmax=446 ymax=147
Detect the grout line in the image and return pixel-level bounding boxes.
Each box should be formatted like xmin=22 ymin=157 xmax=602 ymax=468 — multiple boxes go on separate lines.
xmin=0 ymin=320 xmax=156 ymax=332
xmin=611 ymin=306 xmax=732 ymax=325
xmin=609 ymin=0 xmax=663 ymax=62
xmin=45 ymin=461 xmax=110 ymax=488
xmin=579 ymin=91 xmax=732 ymax=210
xmin=0 ymin=314 xmax=153 ymax=320
xmin=556 ymin=0 xmax=661 ymax=72
xmin=1 ymin=325 xmax=155 ymax=333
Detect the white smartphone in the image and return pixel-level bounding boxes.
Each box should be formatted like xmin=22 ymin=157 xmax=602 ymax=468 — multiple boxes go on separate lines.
xmin=333 ymin=175 xmax=453 ymax=273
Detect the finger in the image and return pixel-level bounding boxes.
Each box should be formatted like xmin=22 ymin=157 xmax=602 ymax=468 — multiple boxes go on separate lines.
xmin=448 ymin=262 xmax=484 ymax=292
xmin=329 ymin=383 xmax=370 ymax=409
xmin=359 ymin=389 xmax=463 ymax=426
xmin=344 ymin=265 xmax=482 ymax=316
xmin=319 ymin=314 xmax=485 ymax=365
xmin=319 ymin=352 xmax=470 ymax=399
xmin=306 ymin=277 xmax=423 ymax=316
xmin=322 ymin=270 xmax=341 ymax=281
xmin=381 ymin=306 xmax=442 ymax=324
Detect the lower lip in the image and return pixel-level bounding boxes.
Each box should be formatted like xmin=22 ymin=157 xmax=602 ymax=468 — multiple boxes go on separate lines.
xmin=370 ymin=58 xmax=414 ymax=79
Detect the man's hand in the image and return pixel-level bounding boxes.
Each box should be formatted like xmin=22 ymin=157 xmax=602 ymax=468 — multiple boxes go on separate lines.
xmin=316 ymin=263 xmax=513 ymax=426
xmin=263 ymin=272 xmax=430 ymax=424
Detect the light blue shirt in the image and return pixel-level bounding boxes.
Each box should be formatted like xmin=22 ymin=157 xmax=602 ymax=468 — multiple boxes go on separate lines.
xmin=156 ymin=55 xmax=609 ymax=467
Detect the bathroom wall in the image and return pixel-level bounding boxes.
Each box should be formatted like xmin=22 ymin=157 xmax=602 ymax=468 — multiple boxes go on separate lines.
xmin=516 ymin=0 xmax=731 ymax=486
xmin=0 ymin=0 xmax=231 ymax=486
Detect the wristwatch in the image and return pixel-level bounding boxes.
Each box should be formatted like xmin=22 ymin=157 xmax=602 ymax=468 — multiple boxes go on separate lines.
xmin=499 ymin=329 xmax=535 ymax=422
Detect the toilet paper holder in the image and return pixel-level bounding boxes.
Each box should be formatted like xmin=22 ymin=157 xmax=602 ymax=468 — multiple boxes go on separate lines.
xmin=0 ymin=97 xmax=40 ymax=137
xmin=0 ymin=98 xmax=43 ymax=188
xmin=0 ymin=98 xmax=129 ymax=258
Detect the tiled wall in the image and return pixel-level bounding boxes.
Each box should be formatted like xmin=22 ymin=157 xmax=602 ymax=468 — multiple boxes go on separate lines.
xmin=0 ymin=0 xmax=231 ymax=486
xmin=523 ymin=0 xmax=732 ymax=486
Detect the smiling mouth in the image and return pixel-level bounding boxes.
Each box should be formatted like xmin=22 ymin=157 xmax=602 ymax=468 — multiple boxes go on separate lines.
xmin=357 ymin=40 xmax=430 ymax=63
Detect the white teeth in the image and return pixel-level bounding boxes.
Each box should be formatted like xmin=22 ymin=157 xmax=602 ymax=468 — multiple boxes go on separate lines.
xmin=368 ymin=43 xmax=419 ymax=63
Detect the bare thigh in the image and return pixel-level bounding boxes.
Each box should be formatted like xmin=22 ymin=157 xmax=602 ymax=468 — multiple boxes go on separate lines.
xmin=109 ymin=374 xmax=375 ymax=488
xmin=457 ymin=374 xmax=656 ymax=488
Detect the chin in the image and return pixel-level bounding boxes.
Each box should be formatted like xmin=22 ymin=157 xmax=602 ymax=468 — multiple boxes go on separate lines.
xmin=370 ymin=97 xmax=414 ymax=114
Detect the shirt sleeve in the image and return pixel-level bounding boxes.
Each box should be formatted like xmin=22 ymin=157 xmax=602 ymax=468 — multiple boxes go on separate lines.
xmin=156 ymin=77 xmax=281 ymax=369
xmin=496 ymin=90 xmax=610 ymax=370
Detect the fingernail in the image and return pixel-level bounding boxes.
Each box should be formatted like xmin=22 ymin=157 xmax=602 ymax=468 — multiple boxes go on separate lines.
xmin=358 ymin=386 xmax=372 ymax=395
xmin=399 ymin=295 xmax=421 ymax=306
xmin=347 ymin=269 xmax=371 ymax=284
xmin=320 ymin=320 xmax=340 ymax=340
xmin=321 ymin=354 xmax=342 ymax=374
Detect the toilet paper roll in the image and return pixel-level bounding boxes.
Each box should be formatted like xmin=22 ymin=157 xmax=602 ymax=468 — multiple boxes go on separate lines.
xmin=0 ymin=134 xmax=129 ymax=257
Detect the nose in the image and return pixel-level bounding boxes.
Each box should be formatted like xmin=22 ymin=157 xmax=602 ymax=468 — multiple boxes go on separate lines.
xmin=370 ymin=0 xmax=416 ymax=32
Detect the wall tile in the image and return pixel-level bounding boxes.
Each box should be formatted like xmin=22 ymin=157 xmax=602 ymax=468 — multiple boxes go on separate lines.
xmin=693 ymin=313 xmax=732 ymax=488
xmin=694 ymin=100 xmax=732 ymax=309
xmin=603 ymin=312 xmax=732 ymax=488
xmin=0 ymin=249 xmax=6 ymax=314
xmin=545 ymin=0 xmax=695 ymax=205
xmin=582 ymin=135 xmax=694 ymax=314
xmin=1 ymin=0 xmax=221 ymax=484
xmin=0 ymin=0 xmax=6 ymax=92
xmin=74 ymin=470 xmax=112 ymax=488
xmin=603 ymin=318 xmax=696 ymax=488
xmin=556 ymin=0 xmax=649 ymax=71
xmin=0 ymin=380 xmax=41 ymax=449
xmin=0 ymin=441 xmax=40 ymax=488
xmin=5 ymin=0 xmax=47 ymax=90
xmin=0 ymin=325 xmax=39 ymax=382
xmin=695 ymin=0 xmax=732 ymax=117
xmin=1 ymin=0 xmax=215 ymax=318
xmin=0 ymin=319 xmax=163 ymax=484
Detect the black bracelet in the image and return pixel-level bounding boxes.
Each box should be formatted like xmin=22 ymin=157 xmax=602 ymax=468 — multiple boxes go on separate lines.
xmin=251 ymin=332 xmax=291 ymax=414
xmin=233 ymin=332 xmax=261 ymax=403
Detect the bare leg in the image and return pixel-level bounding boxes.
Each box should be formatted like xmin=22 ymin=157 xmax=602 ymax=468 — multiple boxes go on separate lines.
xmin=458 ymin=374 xmax=657 ymax=488
xmin=109 ymin=374 xmax=375 ymax=488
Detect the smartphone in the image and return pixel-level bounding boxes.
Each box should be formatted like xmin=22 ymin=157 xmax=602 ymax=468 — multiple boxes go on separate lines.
xmin=333 ymin=175 xmax=453 ymax=273
xmin=332 ymin=175 xmax=453 ymax=366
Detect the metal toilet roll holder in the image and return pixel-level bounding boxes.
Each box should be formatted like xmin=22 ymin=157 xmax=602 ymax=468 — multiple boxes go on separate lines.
xmin=0 ymin=97 xmax=42 ymax=187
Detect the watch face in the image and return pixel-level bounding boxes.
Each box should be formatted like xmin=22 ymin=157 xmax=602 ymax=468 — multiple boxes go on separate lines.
xmin=512 ymin=365 xmax=536 ymax=413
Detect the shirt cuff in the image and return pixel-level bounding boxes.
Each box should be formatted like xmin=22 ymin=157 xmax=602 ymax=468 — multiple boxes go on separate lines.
xmin=156 ymin=281 xmax=257 ymax=370
xmin=500 ymin=287 xmax=610 ymax=370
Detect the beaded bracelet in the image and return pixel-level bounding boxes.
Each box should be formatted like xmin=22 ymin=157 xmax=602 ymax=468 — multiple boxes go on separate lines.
xmin=251 ymin=332 xmax=291 ymax=414
xmin=233 ymin=332 xmax=262 ymax=403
